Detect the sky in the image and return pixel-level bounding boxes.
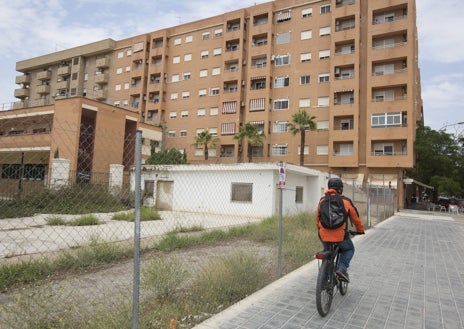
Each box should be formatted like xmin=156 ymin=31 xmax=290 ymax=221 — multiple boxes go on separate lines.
xmin=0 ymin=0 xmax=463 ymax=134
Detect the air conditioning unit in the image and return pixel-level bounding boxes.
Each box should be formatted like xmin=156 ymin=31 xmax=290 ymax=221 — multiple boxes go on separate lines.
xmin=242 ymin=80 xmax=246 ymax=86
xmin=271 ymin=55 xmax=275 ymax=61
xmin=243 ymin=59 xmax=247 ymax=65
xmin=336 ymin=0 xmax=342 ymax=4
xmin=241 ymin=101 xmax=245 ymax=107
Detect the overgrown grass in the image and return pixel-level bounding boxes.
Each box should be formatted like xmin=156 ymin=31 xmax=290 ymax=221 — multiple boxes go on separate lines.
xmin=111 ymin=207 xmax=161 ymax=221
xmin=0 ymin=213 xmax=322 ymax=328
xmin=0 ymin=186 xmax=130 ymax=219
xmin=45 ymin=215 xmax=100 ymax=226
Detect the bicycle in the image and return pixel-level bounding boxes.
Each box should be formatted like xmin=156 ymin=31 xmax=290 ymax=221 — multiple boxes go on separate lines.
xmin=315 ymin=231 xmax=363 ymax=317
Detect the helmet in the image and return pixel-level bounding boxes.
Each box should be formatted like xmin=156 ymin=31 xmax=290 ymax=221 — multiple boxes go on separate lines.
xmin=328 ymin=177 xmax=343 ymax=194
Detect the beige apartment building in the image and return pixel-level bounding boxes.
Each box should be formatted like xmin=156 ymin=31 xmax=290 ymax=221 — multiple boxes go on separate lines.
xmin=8 ymin=0 xmax=422 ymax=204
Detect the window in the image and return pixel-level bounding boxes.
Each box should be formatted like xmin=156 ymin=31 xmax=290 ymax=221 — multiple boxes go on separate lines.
xmin=317 ymin=145 xmax=329 ymax=155
xmin=125 ymin=66 xmax=131 ymax=72
xmin=184 ymin=53 xmax=192 ymax=61
xmin=114 ymin=101 xmax=120 ymax=107
xmin=198 ymin=88 xmax=207 ymax=97
xmin=300 ymin=53 xmax=312 ymax=62
xmin=276 ymin=10 xmax=292 ymax=22
xmin=318 ymin=73 xmax=330 ymax=83
xmin=201 ymin=50 xmax=209 ymax=59
xmin=197 ymin=108 xmax=206 ymax=116
xmin=301 ymin=30 xmax=312 ymax=40
xmin=209 ymin=127 xmax=218 ymax=136
xmin=273 ymin=121 xmax=288 ymax=133
xmin=183 ymin=72 xmax=191 ymax=80
xmin=295 ymin=186 xmax=304 ymax=203
xmin=199 ymin=69 xmax=208 ymax=77
xmin=271 ymin=144 xmax=288 ymax=155
xmin=373 ymin=143 xmax=394 ymax=155
xmin=273 ymin=99 xmax=289 ymax=110
xmin=115 ymin=84 xmax=121 ymax=91
xmin=275 ymin=55 xmax=290 ymax=66
xmin=210 ymin=107 xmax=219 ymax=116
xmin=214 ymin=28 xmax=223 ymax=37
xmin=1 ymin=164 xmax=45 ymax=180
xmin=340 ymin=119 xmax=353 ymax=130
xmin=182 ymin=91 xmax=190 ymax=99
xmin=171 ymin=74 xmax=180 ymax=82
xmin=231 ymin=183 xmax=253 ymax=202
xmin=338 ymin=143 xmax=353 ymax=156
xmin=300 ymin=75 xmax=311 ymax=85
xmin=317 ymin=120 xmax=329 ymax=130
xmin=202 ymin=32 xmax=210 ymax=40
xmin=212 ymin=67 xmax=221 ymax=75
xmin=319 ymin=26 xmax=331 ymax=36
xmin=297 ymin=145 xmax=309 ymax=155
xmin=299 ymin=98 xmax=311 ymax=108
xmin=169 ymin=111 xmax=177 ymax=119
xmin=180 ymin=130 xmax=188 ymax=137
xmin=371 ymin=112 xmax=402 ymax=127
xmin=168 ymin=130 xmax=176 ymax=138
xmin=124 ymin=83 xmax=130 ymax=89
xmin=172 ymin=56 xmax=180 ymax=64
xmin=185 ymin=35 xmax=193 ymax=43
xmin=274 ymin=76 xmax=290 ymax=88
xmin=302 ymin=8 xmax=313 ymax=17
xmin=117 ymin=51 xmax=124 ymax=59
xmin=319 ymin=49 xmax=330 ymax=59
xmin=320 ymin=4 xmax=331 ymax=14
xmin=174 ymin=38 xmax=181 ymax=46
xmin=116 ymin=68 xmax=123 ymax=74
xmin=170 ymin=93 xmax=178 ymax=100
xmin=213 ymin=47 xmax=222 ymax=56
xmin=181 ymin=110 xmax=189 ymax=118
xmin=276 ymin=32 xmax=291 ymax=44
xmin=72 ymin=73 xmax=78 ymax=80
xmin=126 ymin=49 xmax=132 ymax=56
xmin=317 ymin=96 xmax=330 ymax=107
xmin=210 ymin=87 xmax=220 ymax=95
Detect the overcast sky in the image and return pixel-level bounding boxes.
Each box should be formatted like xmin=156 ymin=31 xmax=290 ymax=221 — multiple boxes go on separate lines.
xmin=0 ymin=0 xmax=463 ymax=133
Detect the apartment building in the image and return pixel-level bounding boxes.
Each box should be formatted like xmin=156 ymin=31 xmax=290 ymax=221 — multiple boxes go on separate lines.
xmin=9 ymin=0 xmax=422 ymax=205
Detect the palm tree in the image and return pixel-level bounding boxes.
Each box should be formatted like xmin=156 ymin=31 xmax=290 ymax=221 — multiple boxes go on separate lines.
xmin=234 ymin=123 xmax=266 ymax=162
xmin=288 ymin=109 xmax=316 ymax=166
xmin=192 ymin=130 xmax=219 ymax=160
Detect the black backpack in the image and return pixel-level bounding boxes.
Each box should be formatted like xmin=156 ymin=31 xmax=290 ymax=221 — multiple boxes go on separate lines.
xmin=319 ymin=194 xmax=348 ymax=229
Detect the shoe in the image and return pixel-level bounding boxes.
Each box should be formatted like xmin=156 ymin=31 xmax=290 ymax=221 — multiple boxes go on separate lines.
xmin=336 ymin=268 xmax=350 ymax=282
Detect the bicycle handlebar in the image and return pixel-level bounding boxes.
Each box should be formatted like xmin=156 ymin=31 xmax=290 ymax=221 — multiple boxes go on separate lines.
xmin=348 ymin=230 xmax=365 ymax=235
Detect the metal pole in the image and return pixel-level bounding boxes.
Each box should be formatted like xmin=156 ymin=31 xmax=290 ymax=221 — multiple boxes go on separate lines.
xmin=132 ymin=130 xmax=142 ymax=329
xmin=277 ymin=161 xmax=284 ymax=278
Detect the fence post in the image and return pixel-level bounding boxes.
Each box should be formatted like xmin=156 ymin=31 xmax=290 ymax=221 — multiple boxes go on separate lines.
xmin=49 ymin=158 xmax=70 ymax=190
xmin=132 ymin=130 xmax=142 ymax=329
xmin=109 ymin=164 xmax=124 ymax=196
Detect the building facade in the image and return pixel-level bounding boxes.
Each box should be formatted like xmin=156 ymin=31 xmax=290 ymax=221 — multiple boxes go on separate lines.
xmin=9 ymin=0 xmax=422 ymax=205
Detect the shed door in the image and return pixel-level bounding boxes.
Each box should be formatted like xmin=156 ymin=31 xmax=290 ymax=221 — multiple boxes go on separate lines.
xmin=156 ymin=181 xmax=173 ymax=210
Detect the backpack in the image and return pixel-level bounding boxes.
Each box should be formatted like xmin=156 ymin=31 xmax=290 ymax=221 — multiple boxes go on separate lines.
xmin=319 ymin=194 xmax=348 ymax=229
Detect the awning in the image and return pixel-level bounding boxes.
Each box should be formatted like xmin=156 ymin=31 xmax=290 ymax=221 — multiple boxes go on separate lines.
xmin=404 ymin=178 xmax=434 ymax=189
xmin=276 ymin=11 xmax=291 ymax=22
xmin=249 ymin=120 xmax=264 ymax=125
xmin=221 ymin=122 xmax=236 ymax=135
xmin=249 ymin=98 xmax=266 ymax=111
xmin=222 ymin=101 xmax=237 ymax=114
xmin=334 ymin=89 xmax=354 ymax=93
xmin=251 ymin=76 xmax=266 ymax=80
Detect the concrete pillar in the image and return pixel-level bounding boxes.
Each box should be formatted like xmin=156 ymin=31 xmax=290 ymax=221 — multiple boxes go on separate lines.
xmin=50 ymin=158 xmax=70 ymax=190
xmin=109 ymin=164 xmax=124 ymax=196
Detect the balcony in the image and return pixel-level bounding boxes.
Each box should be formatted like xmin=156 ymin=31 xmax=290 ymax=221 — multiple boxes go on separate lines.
xmin=37 ymin=71 xmax=51 ymax=81
xmin=95 ymin=72 xmax=109 ymax=85
xmin=96 ymin=57 xmax=111 ymax=68
xmin=95 ymin=89 xmax=107 ymax=100
xmin=57 ymin=66 xmax=71 ymax=76
xmin=15 ymin=75 xmax=30 ymax=85
xmin=14 ymin=88 xmax=30 ymax=99
xmin=56 ymin=80 xmax=69 ymax=90
xmin=36 ymin=85 xmax=51 ymax=94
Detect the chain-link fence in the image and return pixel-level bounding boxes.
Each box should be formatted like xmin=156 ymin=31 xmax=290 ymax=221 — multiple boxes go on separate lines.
xmin=0 ymin=115 xmax=395 ymax=328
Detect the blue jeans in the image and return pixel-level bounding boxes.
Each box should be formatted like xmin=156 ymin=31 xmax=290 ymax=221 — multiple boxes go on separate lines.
xmin=322 ymin=234 xmax=355 ymax=271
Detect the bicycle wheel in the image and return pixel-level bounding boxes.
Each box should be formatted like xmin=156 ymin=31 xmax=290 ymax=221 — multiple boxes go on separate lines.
xmin=316 ymin=259 xmax=333 ymax=317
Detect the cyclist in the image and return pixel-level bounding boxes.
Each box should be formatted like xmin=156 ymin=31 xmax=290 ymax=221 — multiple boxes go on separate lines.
xmin=316 ymin=177 xmax=365 ymax=282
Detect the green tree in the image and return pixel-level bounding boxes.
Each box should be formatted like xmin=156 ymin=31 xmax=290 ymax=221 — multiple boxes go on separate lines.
xmin=145 ymin=148 xmax=187 ymax=165
xmin=234 ymin=123 xmax=265 ymax=163
xmin=288 ymin=109 xmax=316 ymax=166
xmin=408 ymin=122 xmax=463 ymax=197
xmin=192 ymin=130 xmax=219 ymax=160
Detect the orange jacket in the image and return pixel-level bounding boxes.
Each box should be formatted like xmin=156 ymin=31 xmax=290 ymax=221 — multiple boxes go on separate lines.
xmin=316 ymin=189 xmax=365 ymax=242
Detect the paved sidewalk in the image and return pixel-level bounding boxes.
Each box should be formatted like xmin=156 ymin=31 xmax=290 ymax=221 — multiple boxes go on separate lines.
xmin=194 ymin=211 xmax=464 ymax=329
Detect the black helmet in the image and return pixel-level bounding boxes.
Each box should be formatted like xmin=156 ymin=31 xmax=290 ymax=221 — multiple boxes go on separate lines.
xmin=328 ymin=177 xmax=343 ymax=193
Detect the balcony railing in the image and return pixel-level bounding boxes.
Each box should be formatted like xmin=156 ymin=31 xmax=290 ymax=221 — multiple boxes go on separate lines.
xmin=372 ymin=41 xmax=407 ymax=50
xmin=373 ymin=15 xmax=407 ymax=25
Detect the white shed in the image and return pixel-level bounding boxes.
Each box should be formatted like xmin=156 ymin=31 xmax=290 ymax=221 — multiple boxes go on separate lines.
xmin=134 ymin=163 xmax=329 ymax=218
